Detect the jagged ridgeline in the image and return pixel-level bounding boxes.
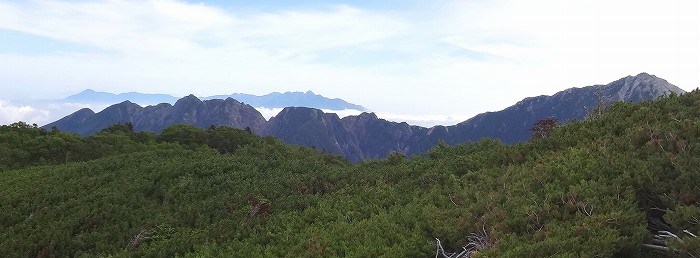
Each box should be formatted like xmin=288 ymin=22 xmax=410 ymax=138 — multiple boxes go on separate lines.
xmin=1 ymin=91 xmax=699 ymax=257
xmin=43 ymin=73 xmax=685 ymax=163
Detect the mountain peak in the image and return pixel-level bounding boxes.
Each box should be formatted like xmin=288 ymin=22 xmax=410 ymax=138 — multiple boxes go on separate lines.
xmin=629 ymin=72 xmax=662 ymax=83
xmin=634 ymin=72 xmax=652 ymax=78
xmin=607 ymin=72 xmax=685 ymax=102
xmin=179 ymin=94 xmax=201 ymax=101
xmin=173 ymin=95 xmax=203 ymax=110
xmin=358 ymin=112 xmax=379 ymax=120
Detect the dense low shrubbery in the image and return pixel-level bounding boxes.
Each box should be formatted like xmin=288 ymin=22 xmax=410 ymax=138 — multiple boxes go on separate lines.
xmin=1 ymin=90 xmax=699 ymax=257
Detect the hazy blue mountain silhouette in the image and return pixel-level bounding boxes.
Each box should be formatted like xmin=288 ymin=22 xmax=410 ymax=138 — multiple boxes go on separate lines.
xmin=62 ymin=89 xmax=366 ymax=111
xmin=205 ymin=91 xmax=367 ymax=111
xmin=65 ymin=89 xmax=179 ymax=105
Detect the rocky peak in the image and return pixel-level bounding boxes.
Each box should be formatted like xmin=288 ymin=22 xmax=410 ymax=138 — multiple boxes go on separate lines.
xmin=73 ymin=108 xmax=96 ymax=116
xmin=109 ymin=100 xmax=141 ymax=111
xmin=358 ymin=112 xmax=379 ymax=120
xmin=341 ymin=112 xmax=380 ymax=131
xmin=610 ymin=72 xmax=685 ymax=102
xmin=174 ymin=94 xmax=202 ymax=107
xmin=274 ymin=107 xmax=323 ymax=119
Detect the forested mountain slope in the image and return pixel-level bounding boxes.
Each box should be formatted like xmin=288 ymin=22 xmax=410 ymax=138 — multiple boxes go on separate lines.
xmin=3 ymin=90 xmax=699 ymax=257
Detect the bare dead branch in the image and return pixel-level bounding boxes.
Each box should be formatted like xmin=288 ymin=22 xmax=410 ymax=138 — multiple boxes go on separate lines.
xmin=642 ymin=244 xmax=671 ymax=252
xmin=684 ymin=230 xmax=698 ymax=238
xmin=125 ymin=229 xmax=153 ymax=251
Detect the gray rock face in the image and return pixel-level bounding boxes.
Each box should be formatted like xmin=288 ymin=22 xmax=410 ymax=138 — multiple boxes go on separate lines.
xmin=606 ymin=72 xmax=684 ymax=102
xmin=341 ymin=113 xmax=430 ymax=160
xmin=44 ymin=73 xmax=685 ymax=161
xmin=261 ymin=107 xmax=363 ymax=161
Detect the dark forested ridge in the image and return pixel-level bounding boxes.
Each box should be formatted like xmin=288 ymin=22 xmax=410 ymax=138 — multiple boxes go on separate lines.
xmin=45 ymin=73 xmax=685 ymax=162
xmin=2 ymin=90 xmax=700 ymax=257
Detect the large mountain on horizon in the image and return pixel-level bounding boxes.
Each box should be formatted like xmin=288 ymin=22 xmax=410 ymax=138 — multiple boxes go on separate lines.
xmin=44 ymin=73 xmax=686 ymax=162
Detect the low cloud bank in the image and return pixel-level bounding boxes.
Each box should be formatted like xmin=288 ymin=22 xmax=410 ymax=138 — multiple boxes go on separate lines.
xmin=0 ymin=100 xmax=108 ymax=126
xmin=375 ymin=112 xmax=470 ymax=127
xmin=0 ymin=99 xmax=49 ymax=125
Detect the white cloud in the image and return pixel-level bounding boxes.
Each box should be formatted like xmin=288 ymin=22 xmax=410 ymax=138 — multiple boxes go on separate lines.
xmin=321 ymin=109 xmax=364 ymax=119
xmin=237 ymin=5 xmax=407 ymax=53
xmin=0 ymin=99 xmax=49 ymax=125
xmin=375 ymin=112 xmax=471 ymax=127
xmin=255 ymin=107 xmax=284 ymax=120
xmin=0 ymin=0 xmax=234 ymax=54
xmin=0 ymin=99 xmax=109 ymax=126
xmin=0 ymin=1 xmax=404 ymax=57
xmin=0 ymin=0 xmax=415 ymax=104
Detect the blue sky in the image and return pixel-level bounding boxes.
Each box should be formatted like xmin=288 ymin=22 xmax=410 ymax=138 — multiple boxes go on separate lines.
xmin=1 ymin=0 xmax=699 ymax=126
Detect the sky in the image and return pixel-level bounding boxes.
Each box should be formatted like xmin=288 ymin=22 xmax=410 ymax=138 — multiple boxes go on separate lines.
xmin=0 ymin=0 xmax=699 ymax=126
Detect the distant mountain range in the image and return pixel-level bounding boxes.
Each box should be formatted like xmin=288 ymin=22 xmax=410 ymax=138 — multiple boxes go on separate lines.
xmin=204 ymin=91 xmax=366 ymax=111
xmin=63 ymin=89 xmax=179 ymax=105
xmin=60 ymin=89 xmax=367 ymax=111
xmin=45 ymin=73 xmax=685 ymax=162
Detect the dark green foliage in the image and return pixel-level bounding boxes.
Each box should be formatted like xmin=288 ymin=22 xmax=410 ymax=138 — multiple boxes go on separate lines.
xmin=204 ymin=125 xmax=259 ymax=154
xmin=157 ymin=124 xmax=207 ymax=148
xmin=2 ymin=90 xmax=700 ymax=257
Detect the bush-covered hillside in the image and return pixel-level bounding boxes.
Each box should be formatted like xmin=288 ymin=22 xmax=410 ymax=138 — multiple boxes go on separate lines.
xmin=1 ymin=91 xmax=699 ymax=257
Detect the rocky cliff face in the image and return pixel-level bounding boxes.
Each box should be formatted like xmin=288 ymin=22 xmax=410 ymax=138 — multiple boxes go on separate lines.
xmin=605 ymin=72 xmax=684 ymax=102
xmin=44 ymin=73 xmax=685 ymax=161
xmin=261 ymin=107 xmax=363 ymax=161
xmin=341 ymin=113 xmax=431 ymax=159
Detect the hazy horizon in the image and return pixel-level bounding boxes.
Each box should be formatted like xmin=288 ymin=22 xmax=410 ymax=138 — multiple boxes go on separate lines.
xmin=1 ymin=0 xmax=698 ymax=126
